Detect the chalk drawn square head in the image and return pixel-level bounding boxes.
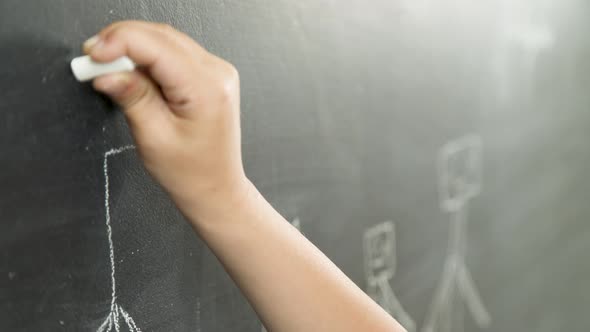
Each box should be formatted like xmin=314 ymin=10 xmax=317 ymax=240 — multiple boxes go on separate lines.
xmin=363 ymin=221 xmax=396 ymax=280
xmin=437 ymin=135 xmax=483 ymax=212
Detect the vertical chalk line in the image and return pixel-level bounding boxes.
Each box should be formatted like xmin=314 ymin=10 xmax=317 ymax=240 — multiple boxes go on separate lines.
xmin=103 ymin=145 xmax=135 ymax=311
xmin=101 ymin=145 xmax=136 ymax=332
xmin=196 ymin=298 xmax=201 ymax=332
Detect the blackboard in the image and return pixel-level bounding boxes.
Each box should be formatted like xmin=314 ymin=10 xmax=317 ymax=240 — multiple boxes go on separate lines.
xmin=2 ymin=0 xmax=590 ymax=331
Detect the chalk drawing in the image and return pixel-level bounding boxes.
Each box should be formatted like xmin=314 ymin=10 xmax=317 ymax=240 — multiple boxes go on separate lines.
xmin=96 ymin=145 xmax=142 ymax=332
xmin=196 ymin=298 xmax=201 ymax=332
xmin=422 ymin=135 xmax=491 ymax=332
xmin=291 ymin=217 xmax=301 ymax=231
xmin=261 ymin=218 xmax=302 ymax=332
xmin=364 ymin=221 xmax=416 ymax=332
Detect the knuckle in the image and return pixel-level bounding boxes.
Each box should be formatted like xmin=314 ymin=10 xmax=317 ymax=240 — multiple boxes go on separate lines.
xmin=156 ymin=23 xmax=176 ymax=34
xmin=102 ymin=21 xmax=130 ymax=37
xmin=215 ymin=76 xmax=239 ymax=104
xmin=104 ymin=24 xmax=126 ymax=41
xmin=105 ymin=21 xmax=144 ymax=42
xmin=102 ymin=21 xmax=123 ymax=33
xmin=223 ymin=62 xmax=240 ymax=83
xmin=217 ymin=62 xmax=240 ymax=96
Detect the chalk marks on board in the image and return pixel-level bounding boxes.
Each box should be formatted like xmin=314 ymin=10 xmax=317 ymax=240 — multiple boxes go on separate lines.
xmin=363 ymin=221 xmax=416 ymax=332
xmin=422 ymin=135 xmax=491 ymax=332
xmin=97 ymin=145 xmax=143 ymax=332
xmin=291 ymin=218 xmax=301 ymax=231
xmin=436 ymin=135 xmax=483 ymax=213
xmin=361 ymin=134 xmax=491 ymax=332
xmin=92 ymin=136 xmax=490 ymax=332
xmin=196 ymin=298 xmax=202 ymax=332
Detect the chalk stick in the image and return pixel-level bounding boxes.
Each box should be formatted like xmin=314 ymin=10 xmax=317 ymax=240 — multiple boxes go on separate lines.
xmin=70 ymin=55 xmax=135 ymax=82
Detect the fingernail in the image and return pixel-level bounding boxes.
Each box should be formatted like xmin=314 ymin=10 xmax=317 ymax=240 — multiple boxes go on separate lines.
xmin=83 ymin=35 xmax=102 ymax=52
xmin=95 ymin=73 xmax=131 ymax=95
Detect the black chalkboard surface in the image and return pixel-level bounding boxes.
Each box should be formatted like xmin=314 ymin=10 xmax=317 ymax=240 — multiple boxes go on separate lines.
xmin=2 ymin=1 xmax=590 ymax=331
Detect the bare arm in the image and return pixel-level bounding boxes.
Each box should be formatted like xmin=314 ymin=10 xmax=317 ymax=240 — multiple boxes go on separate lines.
xmin=85 ymin=21 xmax=405 ymax=332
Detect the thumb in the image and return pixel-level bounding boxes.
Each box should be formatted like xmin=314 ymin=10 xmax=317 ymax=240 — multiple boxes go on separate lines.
xmin=93 ymin=71 xmax=167 ymax=126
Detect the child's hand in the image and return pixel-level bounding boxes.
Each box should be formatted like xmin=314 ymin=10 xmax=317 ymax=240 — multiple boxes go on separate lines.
xmin=85 ymin=21 xmax=251 ymax=221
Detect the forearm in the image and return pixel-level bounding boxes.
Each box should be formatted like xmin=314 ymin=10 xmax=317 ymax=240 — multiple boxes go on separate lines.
xmin=183 ymin=181 xmax=405 ymax=332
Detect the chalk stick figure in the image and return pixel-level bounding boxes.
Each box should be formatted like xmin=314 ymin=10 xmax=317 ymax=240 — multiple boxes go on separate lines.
xmin=364 ymin=221 xmax=416 ymax=332
xmin=422 ymin=135 xmax=491 ymax=332
xmin=96 ymin=146 xmax=142 ymax=332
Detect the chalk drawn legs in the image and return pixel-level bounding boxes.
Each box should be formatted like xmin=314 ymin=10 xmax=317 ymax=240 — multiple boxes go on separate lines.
xmin=422 ymin=135 xmax=491 ymax=332
xmin=97 ymin=304 xmax=141 ymax=332
xmin=364 ymin=221 xmax=416 ymax=332
xmin=97 ymin=146 xmax=142 ymax=332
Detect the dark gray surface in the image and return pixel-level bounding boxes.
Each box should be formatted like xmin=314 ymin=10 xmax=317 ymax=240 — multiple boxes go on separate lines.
xmin=1 ymin=0 xmax=589 ymax=331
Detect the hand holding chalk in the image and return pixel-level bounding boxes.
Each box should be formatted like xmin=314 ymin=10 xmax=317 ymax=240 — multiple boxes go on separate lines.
xmin=70 ymin=55 xmax=135 ymax=82
xmin=79 ymin=21 xmax=249 ymax=220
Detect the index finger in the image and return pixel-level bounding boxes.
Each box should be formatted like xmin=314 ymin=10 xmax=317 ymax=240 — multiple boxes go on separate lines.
xmin=85 ymin=21 xmax=205 ymax=90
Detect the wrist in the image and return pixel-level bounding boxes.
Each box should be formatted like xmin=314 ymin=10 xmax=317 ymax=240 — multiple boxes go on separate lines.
xmin=175 ymin=176 xmax=260 ymax=230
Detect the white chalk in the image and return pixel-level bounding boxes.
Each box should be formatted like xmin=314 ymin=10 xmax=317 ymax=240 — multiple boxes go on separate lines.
xmin=70 ymin=55 xmax=135 ymax=82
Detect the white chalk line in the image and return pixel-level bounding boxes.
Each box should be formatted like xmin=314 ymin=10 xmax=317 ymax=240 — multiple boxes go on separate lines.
xmin=96 ymin=315 xmax=111 ymax=332
xmin=196 ymin=298 xmax=201 ymax=332
xmin=97 ymin=145 xmax=143 ymax=332
xmin=291 ymin=218 xmax=301 ymax=231
xmin=119 ymin=306 xmax=142 ymax=332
